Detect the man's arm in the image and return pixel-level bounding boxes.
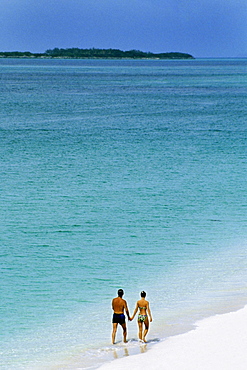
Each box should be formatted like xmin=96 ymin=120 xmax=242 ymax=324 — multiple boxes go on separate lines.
xmin=124 ymin=300 xmax=131 ymax=320
xmin=130 ymin=302 xmax=138 ymax=321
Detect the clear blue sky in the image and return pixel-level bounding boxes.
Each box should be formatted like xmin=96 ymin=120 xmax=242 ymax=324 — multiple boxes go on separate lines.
xmin=1 ymin=0 xmax=246 ymax=57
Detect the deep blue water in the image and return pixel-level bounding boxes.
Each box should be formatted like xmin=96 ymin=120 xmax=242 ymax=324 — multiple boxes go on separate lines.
xmin=0 ymin=58 xmax=246 ymax=369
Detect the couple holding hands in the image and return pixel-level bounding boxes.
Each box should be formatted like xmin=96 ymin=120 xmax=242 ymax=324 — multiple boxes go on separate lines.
xmin=112 ymin=289 xmax=152 ymax=344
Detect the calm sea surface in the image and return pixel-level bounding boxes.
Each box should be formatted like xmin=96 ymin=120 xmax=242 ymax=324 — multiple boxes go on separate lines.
xmin=0 ymin=58 xmax=246 ymax=369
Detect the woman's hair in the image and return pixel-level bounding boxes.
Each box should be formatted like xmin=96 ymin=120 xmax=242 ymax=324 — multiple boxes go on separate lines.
xmin=140 ymin=291 xmax=146 ymax=298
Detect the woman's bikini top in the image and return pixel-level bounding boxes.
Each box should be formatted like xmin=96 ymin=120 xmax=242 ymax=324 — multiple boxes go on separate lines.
xmin=139 ymin=306 xmax=146 ymax=310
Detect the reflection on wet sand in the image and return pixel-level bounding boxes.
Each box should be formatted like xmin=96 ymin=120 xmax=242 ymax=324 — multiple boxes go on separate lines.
xmin=112 ymin=340 xmax=149 ymax=361
xmin=113 ymin=346 xmax=129 ymax=360
xmin=140 ymin=343 xmax=147 ymax=353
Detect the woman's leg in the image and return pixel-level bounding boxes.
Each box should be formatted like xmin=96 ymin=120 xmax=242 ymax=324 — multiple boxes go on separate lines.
xmin=138 ymin=321 xmax=143 ymax=340
xmin=143 ymin=318 xmax=149 ymax=342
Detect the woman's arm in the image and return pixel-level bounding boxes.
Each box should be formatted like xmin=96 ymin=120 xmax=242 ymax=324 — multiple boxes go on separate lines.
xmin=147 ymin=302 xmax=152 ymax=322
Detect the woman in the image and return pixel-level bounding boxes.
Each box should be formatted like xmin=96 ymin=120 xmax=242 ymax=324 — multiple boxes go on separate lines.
xmin=131 ymin=291 xmax=152 ymax=342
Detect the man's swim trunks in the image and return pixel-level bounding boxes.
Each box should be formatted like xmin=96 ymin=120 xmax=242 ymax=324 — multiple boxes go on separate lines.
xmin=112 ymin=313 xmax=125 ymax=324
xmin=138 ymin=314 xmax=147 ymax=322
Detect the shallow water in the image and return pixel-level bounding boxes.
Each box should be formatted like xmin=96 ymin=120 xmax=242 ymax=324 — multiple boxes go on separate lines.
xmin=0 ymin=58 xmax=246 ymax=369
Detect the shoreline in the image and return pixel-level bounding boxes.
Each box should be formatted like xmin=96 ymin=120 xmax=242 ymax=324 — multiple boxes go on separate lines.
xmin=98 ymin=303 xmax=247 ymax=370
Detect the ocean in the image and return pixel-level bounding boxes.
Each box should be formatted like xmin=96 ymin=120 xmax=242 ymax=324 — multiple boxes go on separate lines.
xmin=0 ymin=58 xmax=246 ymax=369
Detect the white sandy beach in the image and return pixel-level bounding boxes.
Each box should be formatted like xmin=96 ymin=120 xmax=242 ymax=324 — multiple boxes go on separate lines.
xmin=99 ymin=305 xmax=247 ymax=370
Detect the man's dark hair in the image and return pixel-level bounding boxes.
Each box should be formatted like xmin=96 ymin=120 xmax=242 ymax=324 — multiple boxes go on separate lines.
xmin=118 ymin=289 xmax=124 ymax=297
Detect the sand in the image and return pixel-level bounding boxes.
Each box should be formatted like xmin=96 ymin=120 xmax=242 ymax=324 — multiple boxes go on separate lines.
xmin=98 ymin=305 xmax=247 ymax=370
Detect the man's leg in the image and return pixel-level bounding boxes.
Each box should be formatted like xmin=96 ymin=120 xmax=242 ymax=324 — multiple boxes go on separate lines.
xmin=112 ymin=323 xmax=118 ymax=344
xmin=121 ymin=323 xmax=127 ymax=343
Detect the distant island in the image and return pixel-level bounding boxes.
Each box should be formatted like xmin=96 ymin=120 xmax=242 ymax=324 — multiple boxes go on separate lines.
xmin=0 ymin=48 xmax=194 ymax=59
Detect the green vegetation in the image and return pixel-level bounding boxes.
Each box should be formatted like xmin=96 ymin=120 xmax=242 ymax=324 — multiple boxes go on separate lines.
xmin=0 ymin=48 xmax=194 ymax=59
xmin=0 ymin=51 xmax=43 ymax=58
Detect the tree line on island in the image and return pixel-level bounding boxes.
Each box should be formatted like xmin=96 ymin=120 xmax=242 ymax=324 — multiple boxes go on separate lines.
xmin=0 ymin=48 xmax=194 ymax=59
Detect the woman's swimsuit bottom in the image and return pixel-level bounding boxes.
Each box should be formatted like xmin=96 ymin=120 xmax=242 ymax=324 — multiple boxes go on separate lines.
xmin=138 ymin=314 xmax=147 ymax=322
xmin=112 ymin=313 xmax=125 ymax=325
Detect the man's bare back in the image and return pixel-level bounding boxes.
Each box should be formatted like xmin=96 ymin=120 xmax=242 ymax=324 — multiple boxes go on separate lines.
xmin=112 ymin=296 xmax=127 ymax=314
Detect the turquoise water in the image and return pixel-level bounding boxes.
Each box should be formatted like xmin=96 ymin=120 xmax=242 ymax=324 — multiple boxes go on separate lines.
xmin=0 ymin=58 xmax=246 ymax=369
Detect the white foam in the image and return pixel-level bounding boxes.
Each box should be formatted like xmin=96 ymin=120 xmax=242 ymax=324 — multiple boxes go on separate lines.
xmin=98 ymin=305 xmax=247 ymax=370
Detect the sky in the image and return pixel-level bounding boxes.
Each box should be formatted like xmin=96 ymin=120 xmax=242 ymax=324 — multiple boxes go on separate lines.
xmin=0 ymin=0 xmax=247 ymax=57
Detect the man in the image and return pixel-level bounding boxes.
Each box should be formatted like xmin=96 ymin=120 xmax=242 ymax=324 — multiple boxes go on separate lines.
xmin=112 ymin=289 xmax=131 ymax=344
